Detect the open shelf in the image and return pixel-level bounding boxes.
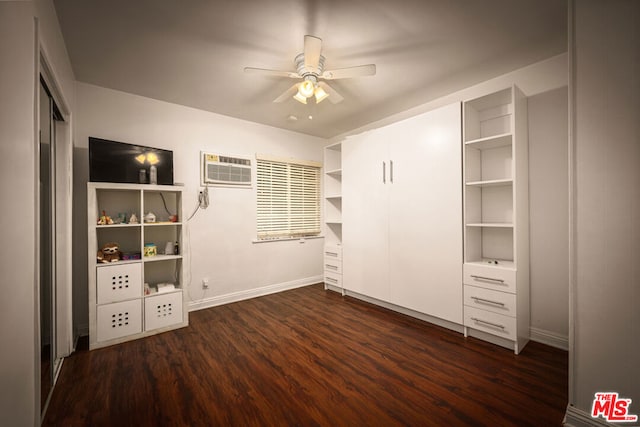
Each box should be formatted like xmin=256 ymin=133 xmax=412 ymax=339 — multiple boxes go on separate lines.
xmin=465 ymin=133 xmax=512 ymax=150
xmin=465 ymin=178 xmax=513 ymax=188
xmin=466 ymin=223 xmax=514 ymax=228
xmin=143 ymin=254 xmax=183 ymax=262
xmin=464 ymin=259 xmax=516 ymax=270
xmin=96 ymin=223 xmax=141 ymax=229
xmin=464 ymin=88 xmax=513 ymax=142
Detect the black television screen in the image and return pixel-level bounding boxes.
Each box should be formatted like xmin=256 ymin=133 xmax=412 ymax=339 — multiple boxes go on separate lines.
xmin=89 ymin=137 xmax=173 ymax=185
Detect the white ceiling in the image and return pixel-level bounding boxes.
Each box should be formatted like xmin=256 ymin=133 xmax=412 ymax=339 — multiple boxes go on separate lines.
xmin=53 ymin=0 xmax=567 ymax=139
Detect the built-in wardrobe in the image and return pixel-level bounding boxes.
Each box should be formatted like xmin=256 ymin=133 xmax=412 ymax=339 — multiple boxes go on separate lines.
xmin=342 ymin=102 xmax=463 ymax=324
xmin=324 ymin=87 xmax=529 ymax=354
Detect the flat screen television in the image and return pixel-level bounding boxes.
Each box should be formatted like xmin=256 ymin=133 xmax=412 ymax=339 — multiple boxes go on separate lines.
xmin=89 ymin=137 xmax=174 ymax=185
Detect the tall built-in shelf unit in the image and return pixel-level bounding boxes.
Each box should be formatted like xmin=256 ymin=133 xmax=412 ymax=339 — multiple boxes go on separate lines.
xmin=87 ymin=183 xmax=188 ymax=350
xmin=323 ymin=142 xmax=343 ymax=292
xmin=462 ymin=85 xmax=529 ymax=354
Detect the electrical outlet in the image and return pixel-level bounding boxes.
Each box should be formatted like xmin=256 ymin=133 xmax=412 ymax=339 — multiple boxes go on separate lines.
xmin=202 ymin=278 xmax=209 ymax=289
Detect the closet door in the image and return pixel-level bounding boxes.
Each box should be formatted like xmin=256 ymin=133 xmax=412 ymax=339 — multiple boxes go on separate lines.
xmin=342 ymin=131 xmax=390 ymax=301
xmin=388 ymin=102 xmax=463 ymax=323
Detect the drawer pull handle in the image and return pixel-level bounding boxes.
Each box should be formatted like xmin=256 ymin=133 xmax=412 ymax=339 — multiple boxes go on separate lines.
xmin=471 ymin=317 xmax=505 ymax=330
xmin=471 ymin=296 xmax=505 ymax=307
xmin=325 ymin=277 xmax=338 ymax=284
xmin=325 ymin=252 xmax=339 ymax=257
xmin=325 ymin=264 xmax=339 ymax=270
xmin=471 ymin=275 xmax=505 ymax=284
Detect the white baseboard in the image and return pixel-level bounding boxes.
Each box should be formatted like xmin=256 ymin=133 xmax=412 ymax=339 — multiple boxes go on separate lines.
xmin=530 ymin=326 xmax=569 ymax=351
xmin=188 ymin=276 xmax=323 ymax=312
xmin=564 ymin=404 xmax=615 ymax=427
xmin=342 ymin=289 xmax=465 ymax=335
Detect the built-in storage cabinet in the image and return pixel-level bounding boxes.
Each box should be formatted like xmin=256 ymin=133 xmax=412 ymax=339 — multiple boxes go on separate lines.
xmin=462 ymin=86 xmax=529 ymax=354
xmin=88 ymin=183 xmax=188 ymax=350
xmin=342 ymin=102 xmax=463 ymax=324
xmin=323 ymin=142 xmax=343 ymax=292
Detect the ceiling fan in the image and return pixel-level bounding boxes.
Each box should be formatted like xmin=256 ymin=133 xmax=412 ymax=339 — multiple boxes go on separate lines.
xmin=244 ymin=35 xmax=376 ymax=105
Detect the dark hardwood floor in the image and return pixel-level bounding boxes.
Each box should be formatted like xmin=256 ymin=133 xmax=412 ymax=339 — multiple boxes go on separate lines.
xmin=44 ymin=284 xmax=568 ymax=426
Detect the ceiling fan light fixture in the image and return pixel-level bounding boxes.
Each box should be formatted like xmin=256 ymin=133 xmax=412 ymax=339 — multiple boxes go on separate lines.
xmin=314 ymin=86 xmax=329 ymax=103
xmin=293 ymin=91 xmax=308 ymax=104
xmin=298 ymin=79 xmax=315 ymax=98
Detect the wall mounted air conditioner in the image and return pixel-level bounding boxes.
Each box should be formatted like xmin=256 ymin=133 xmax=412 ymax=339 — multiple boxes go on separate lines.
xmin=201 ymin=152 xmax=252 ymax=188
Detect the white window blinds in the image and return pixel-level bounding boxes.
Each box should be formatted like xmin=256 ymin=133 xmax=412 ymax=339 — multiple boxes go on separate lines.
xmin=256 ymin=155 xmax=321 ymax=239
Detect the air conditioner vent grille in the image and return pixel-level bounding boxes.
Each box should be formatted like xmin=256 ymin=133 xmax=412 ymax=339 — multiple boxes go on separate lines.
xmin=201 ymin=152 xmax=252 ymax=187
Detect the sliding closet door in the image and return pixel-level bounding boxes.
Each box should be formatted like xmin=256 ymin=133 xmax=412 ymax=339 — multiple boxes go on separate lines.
xmin=388 ymin=103 xmax=463 ymax=323
xmin=342 ymin=132 xmax=390 ymax=301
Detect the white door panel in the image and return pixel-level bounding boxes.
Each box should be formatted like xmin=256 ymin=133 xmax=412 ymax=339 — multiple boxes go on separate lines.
xmin=342 ymin=131 xmax=389 ymax=301
xmin=388 ymin=103 xmax=463 ymax=323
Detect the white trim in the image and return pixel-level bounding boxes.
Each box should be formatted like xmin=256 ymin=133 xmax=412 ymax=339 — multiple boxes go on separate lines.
xmin=530 ymin=327 xmax=569 ymax=351
xmin=256 ymin=153 xmax=322 ymax=168
xmin=187 ymin=276 xmax=323 ymax=312
xmin=252 ymin=235 xmax=324 ymax=244
xmin=567 ymin=0 xmax=578 ymax=405
xmin=33 ymin=16 xmax=42 ymax=423
xmin=564 ymin=404 xmax=614 ymax=427
xmin=342 ymin=290 xmax=465 ymax=335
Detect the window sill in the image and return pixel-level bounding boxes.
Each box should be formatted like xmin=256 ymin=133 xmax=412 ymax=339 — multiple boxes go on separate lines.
xmin=252 ymin=235 xmax=325 ymax=244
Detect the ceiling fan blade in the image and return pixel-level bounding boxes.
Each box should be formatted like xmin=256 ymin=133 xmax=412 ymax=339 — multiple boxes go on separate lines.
xmin=304 ymin=35 xmax=322 ymax=70
xmin=322 ymin=64 xmax=376 ymax=80
xmin=273 ymin=83 xmax=300 ymax=103
xmin=318 ymin=82 xmax=344 ymax=104
xmin=244 ymin=67 xmax=299 ymax=78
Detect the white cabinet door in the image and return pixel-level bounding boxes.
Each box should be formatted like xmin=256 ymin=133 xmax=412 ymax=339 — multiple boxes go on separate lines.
xmin=387 ymin=103 xmax=463 ymax=323
xmin=342 ymin=131 xmax=390 ymax=301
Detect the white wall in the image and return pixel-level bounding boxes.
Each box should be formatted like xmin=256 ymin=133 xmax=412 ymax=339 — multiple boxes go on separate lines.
xmin=73 ymin=82 xmax=326 ymax=332
xmin=570 ymin=0 xmax=639 ymax=416
xmin=0 ymin=4 xmax=39 ymax=425
xmin=334 ymin=54 xmax=570 ymax=347
xmin=528 ymin=87 xmax=569 ymax=346
xmin=0 ymin=0 xmax=75 ymax=425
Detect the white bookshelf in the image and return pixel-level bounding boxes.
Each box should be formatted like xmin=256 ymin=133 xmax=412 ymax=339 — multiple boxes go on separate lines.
xmin=462 ymin=86 xmax=529 ymax=354
xmin=323 ymin=142 xmax=343 ymax=292
xmin=87 ymin=182 xmax=188 ymax=350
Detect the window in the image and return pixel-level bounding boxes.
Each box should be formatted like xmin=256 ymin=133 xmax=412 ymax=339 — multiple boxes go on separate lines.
xmin=256 ymin=155 xmax=321 ymax=240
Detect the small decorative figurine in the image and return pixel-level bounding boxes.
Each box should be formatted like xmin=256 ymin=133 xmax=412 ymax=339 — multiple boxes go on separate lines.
xmin=97 ymin=210 xmax=114 ymax=225
xmin=117 ymin=212 xmax=127 ymax=224
xmin=97 ymin=242 xmax=121 ymax=263
xmin=144 ymin=212 xmax=156 ymax=223
xmin=129 ymin=213 xmax=139 ymax=224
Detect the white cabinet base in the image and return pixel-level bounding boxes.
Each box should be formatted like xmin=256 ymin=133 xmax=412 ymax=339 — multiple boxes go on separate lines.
xmin=145 ymin=291 xmax=184 ymax=331
xmin=96 ymin=299 xmax=142 ymax=342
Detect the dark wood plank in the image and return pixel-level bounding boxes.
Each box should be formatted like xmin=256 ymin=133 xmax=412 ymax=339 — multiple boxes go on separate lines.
xmin=44 ymin=284 xmax=568 ymax=426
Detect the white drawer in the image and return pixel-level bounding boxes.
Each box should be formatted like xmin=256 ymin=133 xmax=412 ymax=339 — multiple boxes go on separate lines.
xmin=464 ymin=285 xmax=516 ymax=317
xmin=144 ymin=291 xmax=184 ymax=331
xmin=323 ymin=245 xmax=342 ymax=261
xmin=96 ymin=299 xmax=142 ymax=342
xmin=464 ymin=306 xmax=517 ymax=340
xmin=97 ymin=262 xmax=143 ymax=304
xmin=324 ymin=256 xmax=342 ymax=274
xmin=324 ymin=271 xmax=343 ymax=287
xmin=463 ymin=263 xmax=516 ymax=293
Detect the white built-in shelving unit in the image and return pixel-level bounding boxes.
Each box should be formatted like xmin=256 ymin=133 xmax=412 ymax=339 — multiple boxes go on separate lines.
xmin=87 ymin=182 xmax=188 ymax=350
xmin=462 ymin=85 xmax=529 ymax=354
xmin=323 ymin=142 xmax=343 ymax=292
